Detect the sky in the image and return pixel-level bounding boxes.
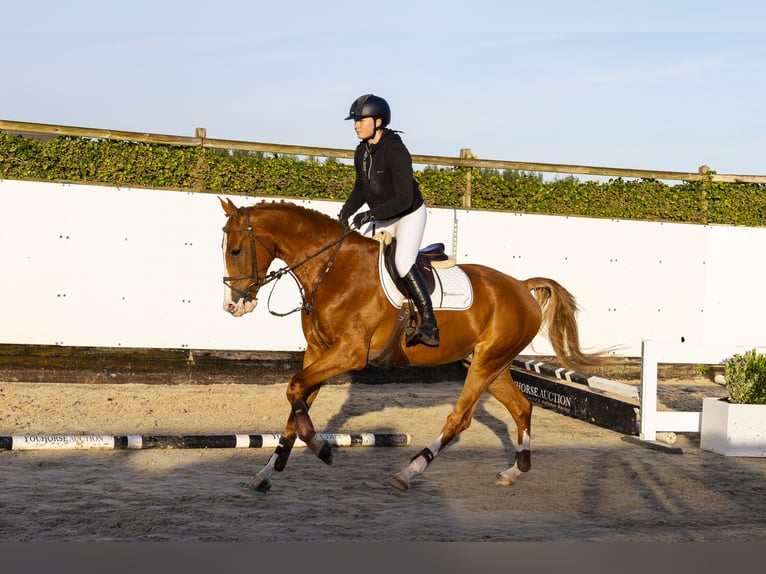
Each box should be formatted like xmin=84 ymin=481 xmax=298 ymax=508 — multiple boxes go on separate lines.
xmin=3 ymin=1 xmax=766 ymax=177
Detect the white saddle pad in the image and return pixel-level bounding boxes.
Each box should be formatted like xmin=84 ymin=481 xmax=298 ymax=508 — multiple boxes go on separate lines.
xmin=376 ymin=235 xmax=473 ymax=310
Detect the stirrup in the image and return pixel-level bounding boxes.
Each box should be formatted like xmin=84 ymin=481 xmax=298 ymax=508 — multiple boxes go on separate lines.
xmin=405 ymin=325 xmax=440 ymax=347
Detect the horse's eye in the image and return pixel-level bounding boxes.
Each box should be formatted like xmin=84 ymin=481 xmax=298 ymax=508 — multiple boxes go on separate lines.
xmin=231 ymin=248 xmax=241 ymax=256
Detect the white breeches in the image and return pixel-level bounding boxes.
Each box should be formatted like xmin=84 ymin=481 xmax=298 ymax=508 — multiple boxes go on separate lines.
xmin=361 ymin=203 xmax=427 ymax=278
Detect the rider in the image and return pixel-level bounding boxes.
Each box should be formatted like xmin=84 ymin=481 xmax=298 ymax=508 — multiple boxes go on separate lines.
xmin=338 ymin=94 xmax=440 ymax=347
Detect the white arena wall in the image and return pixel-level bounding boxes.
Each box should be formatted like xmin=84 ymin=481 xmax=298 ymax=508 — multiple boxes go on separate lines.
xmin=1 ymin=179 xmax=764 ymax=358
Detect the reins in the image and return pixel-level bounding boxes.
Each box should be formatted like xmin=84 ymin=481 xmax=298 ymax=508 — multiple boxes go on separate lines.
xmin=264 ymin=229 xmax=351 ymax=317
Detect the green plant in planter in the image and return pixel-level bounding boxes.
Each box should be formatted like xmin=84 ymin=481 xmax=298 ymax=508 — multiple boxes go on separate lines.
xmin=724 ymin=348 xmax=766 ymax=404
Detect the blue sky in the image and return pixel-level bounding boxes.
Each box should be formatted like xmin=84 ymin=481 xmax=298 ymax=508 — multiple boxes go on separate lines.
xmin=3 ymin=1 xmax=765 ymax=177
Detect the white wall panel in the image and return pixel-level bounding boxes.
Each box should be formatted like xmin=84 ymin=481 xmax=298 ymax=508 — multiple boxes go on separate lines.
xmin=1 ymin=180 xmax=764 ymax=357
xmin=703 ymin=225 xmax=766 ymax=348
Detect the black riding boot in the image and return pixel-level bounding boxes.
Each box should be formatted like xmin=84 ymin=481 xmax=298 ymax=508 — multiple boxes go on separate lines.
xmin=401 ymin=264 xmax=440 ymax=347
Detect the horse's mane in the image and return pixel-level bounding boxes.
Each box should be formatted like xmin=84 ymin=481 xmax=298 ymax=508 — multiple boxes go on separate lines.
xmin=255 ymin=200 xmax=349 ymax=236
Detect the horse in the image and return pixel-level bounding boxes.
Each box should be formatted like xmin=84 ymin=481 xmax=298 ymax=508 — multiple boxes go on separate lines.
xmin=220 ymin=197 xmax=606 ymax=492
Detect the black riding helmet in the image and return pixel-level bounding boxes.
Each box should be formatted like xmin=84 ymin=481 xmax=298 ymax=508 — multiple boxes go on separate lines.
xmin=345 ymin=94 xmax=391 ymax=127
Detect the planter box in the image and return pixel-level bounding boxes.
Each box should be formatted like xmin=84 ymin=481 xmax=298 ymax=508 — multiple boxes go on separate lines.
xmin=700 ymin=397 xmax=766 ymax=457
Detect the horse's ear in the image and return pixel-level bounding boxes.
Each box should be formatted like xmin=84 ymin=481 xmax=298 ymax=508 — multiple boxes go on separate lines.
xmin=220 ymin=197 xmax=239 ymax=217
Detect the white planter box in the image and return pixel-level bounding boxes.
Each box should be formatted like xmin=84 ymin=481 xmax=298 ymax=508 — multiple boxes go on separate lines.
xmin=700 ymin=397 xmax=766 ymax=457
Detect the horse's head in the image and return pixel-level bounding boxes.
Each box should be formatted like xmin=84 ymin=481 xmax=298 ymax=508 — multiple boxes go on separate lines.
xmin=220 ymin=198 xmax=277 ymax=317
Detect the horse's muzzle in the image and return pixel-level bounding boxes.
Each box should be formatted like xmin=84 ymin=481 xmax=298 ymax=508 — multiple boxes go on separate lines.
xmin=224 ymin=297 xmax=257 ymax=317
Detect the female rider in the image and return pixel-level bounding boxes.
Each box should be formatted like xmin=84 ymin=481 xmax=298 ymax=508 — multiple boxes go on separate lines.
xmin=338 ymin=94 xmax=439 ymax=347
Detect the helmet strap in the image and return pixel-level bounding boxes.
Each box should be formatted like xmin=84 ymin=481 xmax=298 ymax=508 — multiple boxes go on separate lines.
xmin=363 ymin=119 xmax=384 ymax=142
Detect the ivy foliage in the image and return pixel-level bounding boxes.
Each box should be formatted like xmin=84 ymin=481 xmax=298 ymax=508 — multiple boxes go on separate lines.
xmin=1 ymin=132 xmax=764 ymax=226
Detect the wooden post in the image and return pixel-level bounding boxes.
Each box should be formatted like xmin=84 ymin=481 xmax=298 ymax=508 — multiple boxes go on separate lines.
xmin=193 ymin=127 xmax=208 ymax=191
xmin=699 ymin=165 xmax=710 ymax=224
xmin=460 ymin=148 xmax=473 ymax=208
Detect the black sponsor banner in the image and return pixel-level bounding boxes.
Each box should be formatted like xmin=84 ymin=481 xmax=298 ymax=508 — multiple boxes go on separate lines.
xmin=512 ymin=368 xmax=638 ymax=435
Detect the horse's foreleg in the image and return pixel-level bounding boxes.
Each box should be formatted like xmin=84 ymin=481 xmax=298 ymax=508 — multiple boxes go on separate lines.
xmin=246 ymin=424 xmax=298 ymax=493
xmin=488 ymin=370 xmax=533 ymax=486
xmin=246 ymin=425 xmax=313 ymax=491
xmin=246 ymin=387 xmax=324 ymax=493
xmin=251 ymin=346 xmax=366 ymax=489
xmin=292 ymin=398 xmax=333 ymax=465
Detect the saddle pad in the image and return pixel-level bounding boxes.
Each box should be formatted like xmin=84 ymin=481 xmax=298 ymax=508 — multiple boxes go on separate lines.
xmin=377 ymin=240 xmax=474 ymax=310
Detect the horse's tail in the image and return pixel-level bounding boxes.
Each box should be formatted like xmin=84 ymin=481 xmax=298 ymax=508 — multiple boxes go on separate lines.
xmin=524 ymin=277 xmax=609 ymax=373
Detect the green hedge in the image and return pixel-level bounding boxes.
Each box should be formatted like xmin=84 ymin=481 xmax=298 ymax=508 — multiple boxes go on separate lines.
xmin=2 ymin=132 xmax=764 ymax=226
xmin=725 ymin=349 xmax=766 ymax=404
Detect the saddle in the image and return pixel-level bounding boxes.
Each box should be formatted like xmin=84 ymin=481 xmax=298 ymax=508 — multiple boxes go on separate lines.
xmin=369 ymin=233 xmax=455 ymax=368
xmin=379 ymin=233 xmax=455 ymax=296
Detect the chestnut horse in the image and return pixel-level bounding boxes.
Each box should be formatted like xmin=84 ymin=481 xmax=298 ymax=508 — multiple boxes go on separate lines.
xmin=220 ymin=198 xmax=604 ymax=492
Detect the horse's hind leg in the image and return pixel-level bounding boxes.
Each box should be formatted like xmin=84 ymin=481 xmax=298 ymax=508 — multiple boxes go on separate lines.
xmin=390 ymin=361 xmax=498 ymax=491
xmin=488 ymin=369 xmax=533 ymax=486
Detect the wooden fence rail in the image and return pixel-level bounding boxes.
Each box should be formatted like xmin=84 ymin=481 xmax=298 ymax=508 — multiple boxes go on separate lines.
xmin=3 ymin=119 xmax=766 ymax=195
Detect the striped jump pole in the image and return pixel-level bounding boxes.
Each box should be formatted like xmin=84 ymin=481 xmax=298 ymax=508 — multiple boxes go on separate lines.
xmin=0 ymin=432 xmax=412 ymax=451
xmin=512 ymin=358 xmax=639 ymax=400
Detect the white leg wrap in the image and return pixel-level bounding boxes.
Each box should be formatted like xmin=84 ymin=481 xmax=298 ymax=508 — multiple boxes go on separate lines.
xmin=409 ymin=456 xmax=428 ymax=476
xmin=256 ymin=453 xmax=278 ymax=481
xmin=409 ymin=435 xmax=442 ymax=476
xmin=426 ymin=436 xmax=443 ymax=458
xmin=496 ymin=430 xmax=531 ymax=486
xmin=246 ymin=452 xmax=279 ymax=491
xmin=519 ymin=430 xmax=530 ymax=452
xmin=390 ymin=434 xmax=444 ymax=491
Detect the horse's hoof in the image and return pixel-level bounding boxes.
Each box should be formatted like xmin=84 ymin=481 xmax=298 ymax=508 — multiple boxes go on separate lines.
xmin=245 ymin=476 xmax=272 ymax=492
xmin=494 ymin=472 xmax=515 ymax=487
xmin=388 ymin=472 xmax=410 ymax=491
xmin=317 ymin=439 xmax=333 ymax=465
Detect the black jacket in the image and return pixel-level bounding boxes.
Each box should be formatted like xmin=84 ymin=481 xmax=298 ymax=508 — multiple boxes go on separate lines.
xmin=341 ymin=129 xmax=424 ymax=221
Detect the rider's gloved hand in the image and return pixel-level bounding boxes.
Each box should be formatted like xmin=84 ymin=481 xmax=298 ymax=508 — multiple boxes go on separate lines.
xmin=352 ymin=211 xmax=374 ymax=229
xmin=337 ymin=210 xmax=351 ymax=230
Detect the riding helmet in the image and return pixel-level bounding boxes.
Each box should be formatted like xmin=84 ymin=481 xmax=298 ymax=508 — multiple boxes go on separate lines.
xmin=345 ymin=94 xmax=391 ymax=126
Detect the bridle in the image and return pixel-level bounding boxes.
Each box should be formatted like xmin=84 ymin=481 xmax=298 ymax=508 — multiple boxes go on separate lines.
xmin=222 ymin=206 xmax=274 ymax=304
xmin=222 ymin=206 xmax=355 ymax=318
